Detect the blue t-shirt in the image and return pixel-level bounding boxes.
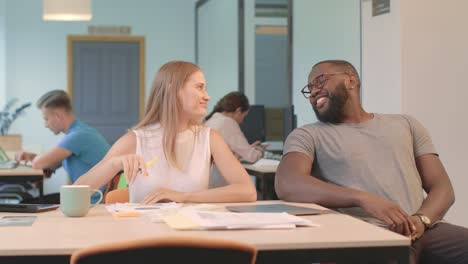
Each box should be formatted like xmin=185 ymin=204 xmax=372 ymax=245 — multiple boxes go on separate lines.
xmin=58 ymin=120 xmax=110 ymax=203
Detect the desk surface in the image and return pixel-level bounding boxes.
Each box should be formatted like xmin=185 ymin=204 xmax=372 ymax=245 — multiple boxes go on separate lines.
xmin=0 ymin=201 xmax=409 ymax=257
xmin=243 ymin=161 xmax=279 ymax=200
xmin=0 ymin=165 xmax=43 ymax=176
xmin=243 ymin=163 xmax=277 ymax=174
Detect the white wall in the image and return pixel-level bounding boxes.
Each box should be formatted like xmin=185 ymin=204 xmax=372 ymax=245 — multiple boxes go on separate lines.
xmin=292 ymin=0 xmax=361 ymax=127
xmin=361 ymin=0 xmax=468 ymax=226
xmin=361 ymin=0 xmax=401 ymax=113
xmin=0 ymin=0 xmax=5 ymax=106
xmin=400 ymin=0 xmax=468 ymax=227
xmin=197 ymin=0 xmax=238 ymax=112
xmin=4 ymin=0 xmax=196 ymax=194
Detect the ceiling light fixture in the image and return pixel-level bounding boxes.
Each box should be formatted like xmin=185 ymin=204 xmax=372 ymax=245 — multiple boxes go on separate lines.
xmin=43 ymin=0 xmax=92 ymax=21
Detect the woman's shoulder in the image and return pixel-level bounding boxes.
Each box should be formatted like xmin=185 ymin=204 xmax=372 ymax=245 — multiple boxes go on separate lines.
xmin=208 ymin=127 xmax=223 ymax=145
xmin=133 ymin=123 xmax=162 ymax=138
xmin=195 ymin=124 xmax=211 ymax=136
xmin=206 ymin=113 xmax=237 ymax=128
xmin=178 ymin=124 xmax=211 ymax=140
xmin=111 ymin=131 xmax=137 ymax=153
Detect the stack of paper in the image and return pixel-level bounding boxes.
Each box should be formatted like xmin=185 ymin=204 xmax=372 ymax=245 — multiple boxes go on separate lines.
xmin=162 ymin=210 xmax=318 ymax=230
xmin=105 ymin=203 xmax=182 ymax=219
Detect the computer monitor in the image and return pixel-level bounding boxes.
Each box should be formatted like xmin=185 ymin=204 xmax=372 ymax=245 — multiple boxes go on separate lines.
xmin=282 ymin=105 xmax=296 ymax=141
xmin=240 ymin=105 xmax=265 ymax=144
xmin=240 ymin=104 xmax=295 ymax=144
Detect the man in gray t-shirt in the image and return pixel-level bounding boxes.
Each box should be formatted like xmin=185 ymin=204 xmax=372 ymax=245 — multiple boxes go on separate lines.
xmin=276 ymin=60 xmax=468 ymax=264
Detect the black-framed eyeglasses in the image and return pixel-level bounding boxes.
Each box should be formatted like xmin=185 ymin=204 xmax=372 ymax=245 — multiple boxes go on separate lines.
xmin=301 ymin=72 xmax=350 ymax=99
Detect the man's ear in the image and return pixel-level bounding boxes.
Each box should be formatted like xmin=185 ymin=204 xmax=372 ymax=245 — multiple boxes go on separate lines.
xmin=235 ymin=107 xmax=243 ymax=114
xmin=54 ymin=109 xmax=64 ymax=120
xmin=347 ymin=75 xmax=358 ymax=90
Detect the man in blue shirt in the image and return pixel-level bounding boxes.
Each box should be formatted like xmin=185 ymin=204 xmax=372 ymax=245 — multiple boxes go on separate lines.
xmin=15 ymin=90 xmax=110 ymax=203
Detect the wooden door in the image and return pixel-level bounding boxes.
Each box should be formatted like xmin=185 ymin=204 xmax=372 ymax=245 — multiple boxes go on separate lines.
xmin=68 ymin=36 xmax=145 ymax=144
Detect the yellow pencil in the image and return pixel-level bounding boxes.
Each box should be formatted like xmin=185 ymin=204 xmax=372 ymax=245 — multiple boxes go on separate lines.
xmin=146 ymin=156 xmax=158 ymax=168
xmin=139 ymin=156 xmax=158 ymax=176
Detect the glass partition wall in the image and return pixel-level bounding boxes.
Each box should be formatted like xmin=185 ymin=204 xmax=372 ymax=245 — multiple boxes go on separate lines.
xmin=196 ymin=0 xmax=362 ymax=139
xmin=196 ymin=0 xmax=293 ymax=144
xmin=195 ymin=0 xmax=243 ymax=112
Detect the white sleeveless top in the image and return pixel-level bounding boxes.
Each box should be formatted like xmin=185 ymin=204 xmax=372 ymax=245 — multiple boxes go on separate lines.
xmin=129 ymin=123 xmax=211 ymax=203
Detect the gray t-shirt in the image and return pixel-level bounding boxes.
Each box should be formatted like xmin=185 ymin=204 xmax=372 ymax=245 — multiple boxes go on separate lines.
xmin=283 ymin=114 xmax=437 ymax=225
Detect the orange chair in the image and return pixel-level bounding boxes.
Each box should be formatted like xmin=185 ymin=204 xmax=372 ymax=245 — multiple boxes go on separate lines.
xmin=70 ymin=236 xmax=257 ymax=264
xmin=103 ymin=172 xmax=123 ymax=194
xmin=104 ymin=188 xmax=129 ymax=204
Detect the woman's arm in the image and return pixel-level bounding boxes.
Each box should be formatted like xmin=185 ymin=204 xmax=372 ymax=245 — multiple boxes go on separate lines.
xmin=222 ymin=120 xmax=263 ymax=163
xmin=186 ymin=129 xmax=257 ymax=202
xmin=74 ymin=132 xmax=138 ymax=189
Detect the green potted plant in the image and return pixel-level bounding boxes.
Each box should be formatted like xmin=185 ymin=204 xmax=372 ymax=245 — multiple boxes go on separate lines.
xmin=0 ymin=98 xmax=31 ymax=151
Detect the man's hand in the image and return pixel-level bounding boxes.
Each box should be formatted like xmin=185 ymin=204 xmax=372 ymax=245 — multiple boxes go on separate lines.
xmin=141 ymin=188 xmax=187 ymax=204
xmin=410 ymin=215 xmax=425 ymax=241
xmin=14 ymin=151 xmax=36 ymax=163
xmin=358 ymin=192 xmax=415 ymax=236
xmin=43 ymin=168 xmax=54 ymax=178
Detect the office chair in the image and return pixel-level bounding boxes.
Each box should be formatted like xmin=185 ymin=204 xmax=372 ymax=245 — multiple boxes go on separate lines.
xmin=104 ymin=188 xmax=129 ymax=204
xmin=103 ymin=172 xmax=123 ymax=194
xmin=103 ymin=171 xmax=129 ymax=204
xmin=70 ymin=236 xmax=257 ymax=264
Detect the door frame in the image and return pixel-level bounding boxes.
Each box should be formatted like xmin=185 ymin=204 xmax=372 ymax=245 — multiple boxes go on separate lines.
xmin=67 ymin=35 xmax=146 ymax=117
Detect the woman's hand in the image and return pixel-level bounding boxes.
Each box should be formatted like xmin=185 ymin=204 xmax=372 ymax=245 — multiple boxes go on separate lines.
xmin=141 ymin=188 xmax=187 ymax=204
xmin=250 ymin=140 xmax=261 ymax=147
xmin=250 ymin=140 xmax=268 ymax=153
xmin=112 ymin=154 xmax=148 ymax=184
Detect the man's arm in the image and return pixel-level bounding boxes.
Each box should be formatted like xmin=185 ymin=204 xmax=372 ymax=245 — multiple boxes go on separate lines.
xmin=30 ymin=147 xmax=71 ymax=170
xmin=408 ymin=154 xmax=454 ymax=240
xmin=276 ymin=152 xmax=415 ymax=236
xmin=415 ymin=154 xmax=454 ymax=221
xmin=275 ymin=152 xmax=362 ymax=206
xmin=42 ymin=162 xmax=63 ymax=178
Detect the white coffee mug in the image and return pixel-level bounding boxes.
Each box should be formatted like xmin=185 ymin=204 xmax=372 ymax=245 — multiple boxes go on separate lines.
xmin=60 ymin=185 xmax=103 ymax=217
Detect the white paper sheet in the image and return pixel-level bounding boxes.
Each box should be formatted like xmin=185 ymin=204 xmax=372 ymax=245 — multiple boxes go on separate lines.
xmin=169 ymin=210 xmax=319 ymax=230
xmin=106 ymin=202 xmax=182 ymax=221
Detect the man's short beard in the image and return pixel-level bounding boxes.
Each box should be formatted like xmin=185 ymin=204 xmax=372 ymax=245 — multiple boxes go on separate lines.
xmin=313 ymin=83 xmax=348 ymax=124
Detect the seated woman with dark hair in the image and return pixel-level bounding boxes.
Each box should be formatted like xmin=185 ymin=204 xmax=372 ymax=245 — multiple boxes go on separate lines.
xmin=205 ymin=92 xmax=265 ymax=163
xmin=204 ymin=92 xmax=266 ymax=188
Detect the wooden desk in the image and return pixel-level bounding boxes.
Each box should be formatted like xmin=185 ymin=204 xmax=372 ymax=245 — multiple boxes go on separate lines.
xmin=0 ymin=165 xmax=44 ymax=200
xmin=243 ymin=163 xmax=278 ymax=200
xmin=0 ymin=201 xmax=410 ymax=264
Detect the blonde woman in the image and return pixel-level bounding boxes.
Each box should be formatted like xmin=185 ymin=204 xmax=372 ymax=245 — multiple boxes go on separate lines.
xmin=75 ymin=61 xmax=257 ymax=204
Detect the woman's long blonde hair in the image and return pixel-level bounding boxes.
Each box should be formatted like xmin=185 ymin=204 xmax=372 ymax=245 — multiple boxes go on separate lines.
xmin=134 ymin=61 xmax=201 ymax=169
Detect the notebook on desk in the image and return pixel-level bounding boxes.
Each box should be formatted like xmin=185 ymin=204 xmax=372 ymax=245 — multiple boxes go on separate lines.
xmin=226 ymin=204 xmax=323 ymax=216
xmin=0 ymin=203 xmax=59 ymax=213
xmin=0 ymin=161 xmax=19 ymax=169
xmin=0 ymin=146 xmax=19 ymax=169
